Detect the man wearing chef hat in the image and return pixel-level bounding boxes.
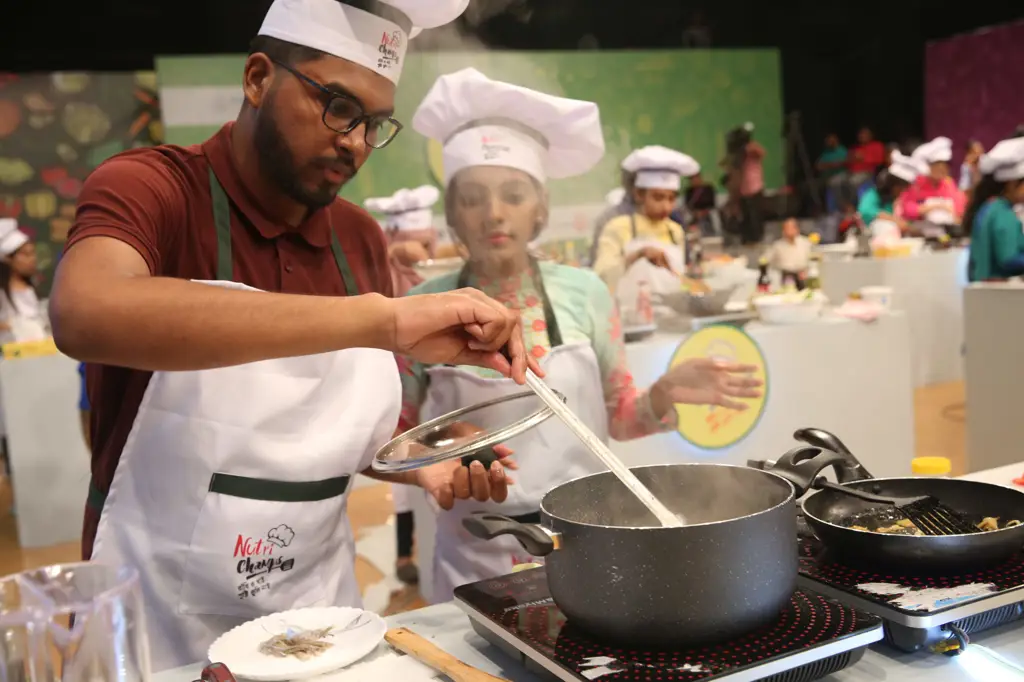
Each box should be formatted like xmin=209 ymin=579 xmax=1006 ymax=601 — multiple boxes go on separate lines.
xmin=592 ymin=145 xmax=699 ymax=314
xmin=966 ymin=138 xmax=1024 ymax=281
xmin=48 ymin=0 xmax=541 ymax=671
xmin=899 ymin=136 xmax=967 ymax=228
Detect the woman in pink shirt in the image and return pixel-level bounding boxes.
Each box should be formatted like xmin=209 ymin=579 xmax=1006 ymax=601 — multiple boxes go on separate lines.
xmin=897 ymin=136 xmax=967 ymax=224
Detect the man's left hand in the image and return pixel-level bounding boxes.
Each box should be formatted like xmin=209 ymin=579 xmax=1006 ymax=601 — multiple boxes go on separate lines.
xmin=416 ymin=447 xmax=518 ymax=510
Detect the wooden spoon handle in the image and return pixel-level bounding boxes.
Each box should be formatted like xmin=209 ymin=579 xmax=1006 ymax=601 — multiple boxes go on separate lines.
xmin=385 ymin=627 xmax=509 ymax=682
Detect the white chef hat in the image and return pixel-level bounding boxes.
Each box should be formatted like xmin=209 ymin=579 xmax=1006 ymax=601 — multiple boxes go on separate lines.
xmin=365 ymin=185 xmax=440 ymax=231
xmin=980 ymin=138 xmax=1024 ymax=182
xmin=888 ymin=151 xmax=929 ymax=183
xmin=258 ymin=0 xmax=470 ymax=85
xmin=0 ymin=218 xmax=28 ymax=258
xmin=621 ymin=146 xmax=700 ymax=191
xmin=412 ymin=68 xmax=605 ymax=185
xmin=605 ymin=187 xmax=626 ymax=206
xmin=911 ymin=136 xmax=953 ymax=164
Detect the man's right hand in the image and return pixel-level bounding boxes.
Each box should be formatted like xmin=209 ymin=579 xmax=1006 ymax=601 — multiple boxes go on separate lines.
xmin=388 ymin=288 xmax=543 ymax=384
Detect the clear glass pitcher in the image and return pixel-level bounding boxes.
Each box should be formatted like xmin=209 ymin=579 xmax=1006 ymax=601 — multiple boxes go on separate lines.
xmin=0 ymin=563 xmax=151 ymax=682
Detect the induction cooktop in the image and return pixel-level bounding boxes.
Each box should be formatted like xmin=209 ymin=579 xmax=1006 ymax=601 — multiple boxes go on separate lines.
xmin=454 ymin=568 xmax=883 ymax=682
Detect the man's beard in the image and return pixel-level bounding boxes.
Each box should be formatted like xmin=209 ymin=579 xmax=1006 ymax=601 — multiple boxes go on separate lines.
xmin=253 ymin=103 xmax=356 ymax=210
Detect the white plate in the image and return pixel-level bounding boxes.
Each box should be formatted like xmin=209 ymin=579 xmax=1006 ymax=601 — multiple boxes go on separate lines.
xmin=207 ymin=607 xmax=387 ymax=681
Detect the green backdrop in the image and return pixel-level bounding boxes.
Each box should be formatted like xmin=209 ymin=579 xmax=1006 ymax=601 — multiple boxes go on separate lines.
xmin=157 ymin=49 xmax=783 ymax=206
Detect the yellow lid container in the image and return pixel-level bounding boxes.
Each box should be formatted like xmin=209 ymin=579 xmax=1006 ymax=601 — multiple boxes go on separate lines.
xmin=912 ymin=457 xmax=952 ymax=477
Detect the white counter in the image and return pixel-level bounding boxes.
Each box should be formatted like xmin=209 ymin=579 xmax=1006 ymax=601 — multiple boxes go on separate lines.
xmin=819 ymin=249 xmax=968 ymax=387
xmin=157 ymin=465 xmax=1024 ymax=682
xmin=964 ymin=283 xmax=1024 ymax=473
xmin=0 ymin=352 xmax=90 ymax=548
xmin=413 ymin=312 xmax=915 ymax=603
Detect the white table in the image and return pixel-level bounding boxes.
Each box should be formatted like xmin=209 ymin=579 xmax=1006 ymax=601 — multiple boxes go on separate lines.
xmin=412 ymin=312 xmax=916 ymax=603
xmin=964 ymin=283 xmax=1024 ymax=473
xmin=819 ymin=249 xmax=968 ymax=387
xmin=0 ymin=352 xmax=90 ymax=548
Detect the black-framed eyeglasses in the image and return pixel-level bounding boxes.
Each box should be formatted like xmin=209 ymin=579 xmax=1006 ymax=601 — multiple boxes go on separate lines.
xmin=273 ymin=61 xmax=403 ymax=149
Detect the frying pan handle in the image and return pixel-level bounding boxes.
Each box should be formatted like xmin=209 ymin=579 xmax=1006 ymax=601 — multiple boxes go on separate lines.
xmin=463 ymin=512 xmax=558 ymax=557
xmin=770 ymin=445 xmax=852 ymax=496
xmin=793 ymin=428 xmax=874 ymax=482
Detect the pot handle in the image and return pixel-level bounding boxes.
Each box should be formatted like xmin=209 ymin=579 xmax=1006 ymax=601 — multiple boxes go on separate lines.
xmin=462 ymin=512 xmax=557 ymax=557
xmin=770 ymin=445 xmax=851 ymax=496
xmin=793 ymin=428 xmax=874 ymax=482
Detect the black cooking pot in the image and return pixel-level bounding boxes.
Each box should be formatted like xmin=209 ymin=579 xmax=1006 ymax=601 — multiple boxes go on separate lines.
xmin=463 ymin=462 xmax=806 ymax=647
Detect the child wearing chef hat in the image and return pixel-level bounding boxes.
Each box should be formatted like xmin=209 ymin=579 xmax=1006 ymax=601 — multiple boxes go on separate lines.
xmin=403 ymin=68 xmax=762 ymax=603
xmin=0 ymin=218 xmax=47 ymax=345
xmin=858 ymin=151 xmax=929 ymax=241
xmin=966 ymin=138 xmax=1024 ymax=281
xmin=898 ymin=136 xmax=967 ymax=226
xmin=365 ymin=185 xmax=442 ymax=297
xmin=592 ymin=145 xmax=700 ymax=315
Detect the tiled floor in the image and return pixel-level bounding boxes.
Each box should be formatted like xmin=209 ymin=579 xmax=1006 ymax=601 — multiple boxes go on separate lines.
xmin=0 ymin=381 xmax=970 ymax=614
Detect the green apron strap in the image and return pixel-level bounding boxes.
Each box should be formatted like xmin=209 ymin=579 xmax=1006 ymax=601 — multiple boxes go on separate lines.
xmin=330 ymin=229 xmax=359 ymax=296
xmin=208 ymin=167 xmax=234 ymax=281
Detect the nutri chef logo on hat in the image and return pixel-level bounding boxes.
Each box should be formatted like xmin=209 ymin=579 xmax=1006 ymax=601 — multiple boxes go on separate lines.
xmin=480 ymin=133 xmax=512 ymax=161
xmin=378 ymin=30 xmax=403 ymax=70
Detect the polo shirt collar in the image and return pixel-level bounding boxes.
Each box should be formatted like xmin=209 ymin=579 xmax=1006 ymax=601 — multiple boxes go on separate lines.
xmin=202 ymin=123 xmax=331 ymax=248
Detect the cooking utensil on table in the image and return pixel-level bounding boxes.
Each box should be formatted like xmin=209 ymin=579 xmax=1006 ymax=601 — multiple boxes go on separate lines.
xmin=805 ymin=479 xmax=979 ymax=535
xmin=0 ymin=562 xmax=152 ymax=682
xmin=385 ymin=628 xmax=508 ymax=682
xmin=462 ymin=462 xmax=802 ymax=647
xmin=770 ymin=444 xmax=1024 ymax=570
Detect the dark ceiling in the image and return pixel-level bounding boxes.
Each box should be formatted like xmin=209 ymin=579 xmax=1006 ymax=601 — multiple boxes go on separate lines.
xmin=2 ymin=0 xmax=1021 ymax=153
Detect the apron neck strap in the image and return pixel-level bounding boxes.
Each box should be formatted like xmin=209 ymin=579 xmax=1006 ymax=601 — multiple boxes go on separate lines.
xmin=207 ymin=167 xmax=360 ymax=295
xmin=456 ymin=258 xmax=563 ymax=348
xmin=628 ymin=212 xmax=680 ymax=248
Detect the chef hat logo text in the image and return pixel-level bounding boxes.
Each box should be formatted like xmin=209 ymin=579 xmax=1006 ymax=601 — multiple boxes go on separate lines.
xmin=266 ymin=524 xmax=296 ymax=548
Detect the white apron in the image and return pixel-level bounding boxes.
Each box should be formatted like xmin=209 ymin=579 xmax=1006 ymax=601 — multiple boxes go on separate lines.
xmin=616 ymin=215 xmax=685 ymax=319
xmin=422 ymin=265 xmax=609 ymax=603
xmin=88 ymin=168 xmax=402 ymax=672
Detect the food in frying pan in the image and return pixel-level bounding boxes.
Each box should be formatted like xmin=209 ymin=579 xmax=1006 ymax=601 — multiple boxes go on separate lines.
xmin=846 ymin=516 xmax=1021 ymax=535
xmin=259 ymin=626 xmax=335 ymax=661
xmin=977 ymin=517 xmax=1022 ymax=532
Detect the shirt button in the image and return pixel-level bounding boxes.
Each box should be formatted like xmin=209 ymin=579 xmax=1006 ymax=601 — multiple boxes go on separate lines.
xmin=285 ymin=265 xmax=294 ymax=273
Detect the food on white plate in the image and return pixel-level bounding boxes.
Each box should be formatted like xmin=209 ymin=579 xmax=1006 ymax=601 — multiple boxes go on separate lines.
xmin=259 ymin=626 xmax=336 ymax=661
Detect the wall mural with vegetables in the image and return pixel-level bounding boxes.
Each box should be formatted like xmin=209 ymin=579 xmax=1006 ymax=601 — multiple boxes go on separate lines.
xmin=0 ymin=71 xmax=163 ymax=294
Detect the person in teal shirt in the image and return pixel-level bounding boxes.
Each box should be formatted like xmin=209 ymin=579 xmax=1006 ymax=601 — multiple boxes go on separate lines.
xmin=856 ymin=151 xmax=925 ymax=230
xmin=966 ymin=138 xmax=1024 ymax=281
xmin=817 ymin=133 xmax=849 ymax=208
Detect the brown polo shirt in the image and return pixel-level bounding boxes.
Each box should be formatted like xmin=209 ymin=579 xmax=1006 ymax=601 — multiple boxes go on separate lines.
xmin=66 ymin=123 xmax=393 ymax=559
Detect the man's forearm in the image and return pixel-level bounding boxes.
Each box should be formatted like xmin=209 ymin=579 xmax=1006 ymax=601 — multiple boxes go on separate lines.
xmin=51 ymin=275 xmax=395 ymax=371
xmin=361 ymin=468 xmax=419 ymax=486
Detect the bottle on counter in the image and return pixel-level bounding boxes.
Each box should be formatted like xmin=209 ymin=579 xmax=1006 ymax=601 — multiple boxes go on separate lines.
xmin=911 ymin=457 xmax=952 ymax=478
xmin=805 ymin=257 xmax=821 ymax=291
xmin=757 ymin=258 xmax=771 ymax=294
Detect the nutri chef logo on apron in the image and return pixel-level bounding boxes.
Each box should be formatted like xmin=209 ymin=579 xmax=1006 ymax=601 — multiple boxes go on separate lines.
xmin=378 ymin=31 xmax=402 ymax=70
xmin=232 ymin=524 xmax=296 ymax=600
xmin=480 ymin=135 xmax=511 ymax=162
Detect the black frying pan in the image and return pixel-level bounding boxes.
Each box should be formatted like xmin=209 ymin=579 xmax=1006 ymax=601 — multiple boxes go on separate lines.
xmin=771 ymin=446 xmax=1024 ymax=571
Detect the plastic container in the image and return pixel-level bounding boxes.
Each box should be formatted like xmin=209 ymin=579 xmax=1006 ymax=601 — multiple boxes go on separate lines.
xmin=912 ymin=456 xmax=952 ymax=478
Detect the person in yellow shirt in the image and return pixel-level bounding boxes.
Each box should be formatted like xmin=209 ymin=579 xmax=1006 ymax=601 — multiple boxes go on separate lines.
xmin=593 ymin=145 xmax=699 ymax=315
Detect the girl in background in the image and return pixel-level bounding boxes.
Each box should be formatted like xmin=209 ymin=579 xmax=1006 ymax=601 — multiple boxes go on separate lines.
xmin=0 ymin=219 xmax=48 ymax=344
xmin=899 ymin=136 xmax=967 ymax=226
xmin=857 ymin=152 xmax=928 ymax=239
xmin=405 ymin=68 xmax=762 ymax=602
